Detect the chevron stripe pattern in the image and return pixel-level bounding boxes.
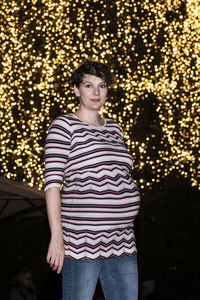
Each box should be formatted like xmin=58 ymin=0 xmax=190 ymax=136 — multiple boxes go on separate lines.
xmin=45 ymin=114 xmax=140 ymax=259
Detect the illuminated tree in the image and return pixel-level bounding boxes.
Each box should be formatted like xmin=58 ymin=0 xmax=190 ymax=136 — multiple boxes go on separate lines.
xmin=0 ymin=0 xmax=199 ymax=192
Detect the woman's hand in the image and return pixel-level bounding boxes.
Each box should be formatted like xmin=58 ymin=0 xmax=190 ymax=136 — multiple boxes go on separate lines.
xmin=46 ymin=234 xmax=65 ymax=274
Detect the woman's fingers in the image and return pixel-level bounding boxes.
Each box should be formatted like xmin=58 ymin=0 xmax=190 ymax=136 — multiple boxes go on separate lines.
xmin=46 ymin=239 xmax=64 ymax=273
xmin=51 ymin=251 xmax=64 ymax=273
xmin=57 ymin=254 xmax=64 ymax=274
xmin=47 ymin=251 xmax=63 ymax=273
xmin=52 ymin=256 xmax=59 ymax=271
xmin=46 ymin=248 xmax=52 ymax=264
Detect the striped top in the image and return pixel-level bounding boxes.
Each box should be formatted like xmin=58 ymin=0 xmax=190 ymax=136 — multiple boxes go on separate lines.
xmin=44 ymin=113 xmax=140 ymax=259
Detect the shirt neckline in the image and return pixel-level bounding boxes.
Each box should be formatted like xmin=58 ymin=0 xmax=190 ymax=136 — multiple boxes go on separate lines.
xmin=70 ymin=113 xmax=106 ymax=128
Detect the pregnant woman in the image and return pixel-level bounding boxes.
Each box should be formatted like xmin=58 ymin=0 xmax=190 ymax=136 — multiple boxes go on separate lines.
xmin=44 ymin=60 xmax=140 ymax=300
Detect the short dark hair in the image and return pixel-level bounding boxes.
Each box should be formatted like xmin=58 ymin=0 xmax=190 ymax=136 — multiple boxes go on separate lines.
xmin=71 ymin=60 xmax=114 ymax=88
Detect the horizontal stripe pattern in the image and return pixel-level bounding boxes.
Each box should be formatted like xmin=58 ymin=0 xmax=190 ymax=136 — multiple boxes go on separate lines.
xmin=45 ymin=113 xmax=140 ymax=259
xmin=63 ymin=227 xmax=137 ymax=259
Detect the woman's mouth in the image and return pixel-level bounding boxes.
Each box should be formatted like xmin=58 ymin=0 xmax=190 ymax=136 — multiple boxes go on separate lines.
xmin=90 ymin=98 xmax=101 ymax=102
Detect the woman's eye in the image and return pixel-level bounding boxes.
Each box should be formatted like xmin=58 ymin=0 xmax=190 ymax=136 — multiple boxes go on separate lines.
xmin=100 ymin=84 xmax=107 ymax=88
xmin=85 ymin=84 xmax=92 ymax=88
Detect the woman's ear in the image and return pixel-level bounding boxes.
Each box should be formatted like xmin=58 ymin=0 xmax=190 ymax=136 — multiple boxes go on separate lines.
xmin=74 ymin=85 xmax=80 ymax=98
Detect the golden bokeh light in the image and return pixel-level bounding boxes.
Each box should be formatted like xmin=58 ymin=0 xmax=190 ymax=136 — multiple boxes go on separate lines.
xmin=0 ymin=0 xmax=199 ymax=192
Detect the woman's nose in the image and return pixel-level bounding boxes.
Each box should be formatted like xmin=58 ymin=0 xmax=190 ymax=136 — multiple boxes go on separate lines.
xmin=93 ymin=87 xmax=100 ymax=95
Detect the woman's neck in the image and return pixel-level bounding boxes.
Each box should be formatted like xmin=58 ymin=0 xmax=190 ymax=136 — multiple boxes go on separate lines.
xmin=74 ymin=108 xmax=104 ymax=126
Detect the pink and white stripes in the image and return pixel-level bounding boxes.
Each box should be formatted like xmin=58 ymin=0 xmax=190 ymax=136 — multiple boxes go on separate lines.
xmin=44 ymin=114 xmax=140 ymax=259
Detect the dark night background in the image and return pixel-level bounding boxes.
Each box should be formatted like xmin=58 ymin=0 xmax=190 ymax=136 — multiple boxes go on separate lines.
xmin=0 ymin=174 xmax=199 ymax=299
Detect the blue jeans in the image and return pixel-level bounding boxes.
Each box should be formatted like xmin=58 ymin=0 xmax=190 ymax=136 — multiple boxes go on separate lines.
xmin=62 ymin=254 xmax=138 ymax=300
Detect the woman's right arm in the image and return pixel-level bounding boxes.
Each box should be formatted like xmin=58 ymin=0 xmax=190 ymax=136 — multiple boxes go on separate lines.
xmin=45 ymin=186 xmax=64 ymax=274
xmin=44 ymin=117 xmax=71 ymax=273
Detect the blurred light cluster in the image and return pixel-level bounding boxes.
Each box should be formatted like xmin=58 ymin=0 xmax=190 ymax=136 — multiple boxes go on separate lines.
xmin=0 ymin=0 xmax=199 ymax=192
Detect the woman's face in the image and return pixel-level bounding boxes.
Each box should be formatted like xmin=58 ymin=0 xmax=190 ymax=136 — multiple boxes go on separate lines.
xmin=74 ymin=74 xmax=108 ymax=112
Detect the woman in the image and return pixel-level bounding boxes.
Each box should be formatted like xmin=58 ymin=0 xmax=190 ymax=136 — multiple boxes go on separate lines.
xmin=44 ymin=60 xmax=140 ymax=300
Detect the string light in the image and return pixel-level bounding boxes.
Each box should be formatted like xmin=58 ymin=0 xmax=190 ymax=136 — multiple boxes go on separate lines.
xmin=0 ymin=0 xmax=199 ymax=192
